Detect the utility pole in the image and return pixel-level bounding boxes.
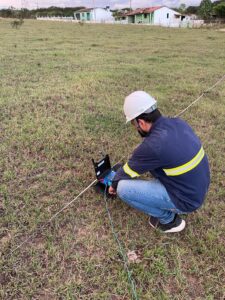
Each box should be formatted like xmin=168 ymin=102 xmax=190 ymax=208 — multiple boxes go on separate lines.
xmin=130 ymin=0 xmax=132 ymax=11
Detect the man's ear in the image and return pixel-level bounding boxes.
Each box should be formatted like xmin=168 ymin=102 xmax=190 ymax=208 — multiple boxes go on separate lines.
xmin=138 ymin=119 xmax=145 ymax=127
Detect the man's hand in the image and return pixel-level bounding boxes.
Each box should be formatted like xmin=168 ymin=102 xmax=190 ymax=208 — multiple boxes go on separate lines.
xmin=108 ymin=186 xmax=117 ymax=195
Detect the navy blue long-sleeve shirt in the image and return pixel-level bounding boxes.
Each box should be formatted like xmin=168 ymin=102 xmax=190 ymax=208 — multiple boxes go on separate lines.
xmin=112 ymin=116 xmax=210 ymax=212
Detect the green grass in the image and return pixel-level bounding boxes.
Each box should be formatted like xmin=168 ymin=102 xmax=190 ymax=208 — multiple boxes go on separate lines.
xmin=0 ymin=19 xmax=225 ymax=299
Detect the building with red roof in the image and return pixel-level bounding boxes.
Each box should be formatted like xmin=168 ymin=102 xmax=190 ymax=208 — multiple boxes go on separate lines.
xmin=117 ymin=6 xmax=186 ymax=27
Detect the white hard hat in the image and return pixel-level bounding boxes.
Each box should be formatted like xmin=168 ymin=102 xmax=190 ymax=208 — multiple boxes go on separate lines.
xmin=124 ymin=91 xmax=157 ymax=123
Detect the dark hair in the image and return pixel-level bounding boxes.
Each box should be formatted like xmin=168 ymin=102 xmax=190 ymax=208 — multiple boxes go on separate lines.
xmin=136 ymin=109 xmax=161 ymax=123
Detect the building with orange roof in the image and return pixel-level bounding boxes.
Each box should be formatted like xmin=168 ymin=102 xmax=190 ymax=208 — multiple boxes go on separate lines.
xmin=118 ymin=6 xmax=186 ymax=27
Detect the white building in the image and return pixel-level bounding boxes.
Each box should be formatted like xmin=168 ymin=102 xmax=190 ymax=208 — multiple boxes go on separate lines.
xmin=154 ymin=7 xmax=186 ymax=27
xmin=74 ymin=7 xmax=114 ymax=23
xmin=121 ymin=6 xmax=187 ymax=28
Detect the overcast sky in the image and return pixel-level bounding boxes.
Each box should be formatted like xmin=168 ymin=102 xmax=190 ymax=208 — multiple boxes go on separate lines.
xmin=0 ymin=0 xmax=202 ymax=10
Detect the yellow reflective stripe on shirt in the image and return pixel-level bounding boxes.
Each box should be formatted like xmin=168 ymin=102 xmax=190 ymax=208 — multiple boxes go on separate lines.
xmin=123 ymin=163 xmax=140 ymax=178
xmin=163 ymin=147 xmax=205 ymax=176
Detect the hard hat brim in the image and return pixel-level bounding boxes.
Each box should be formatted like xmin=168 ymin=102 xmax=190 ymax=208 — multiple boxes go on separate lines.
xmin=125 ymin=104 xmax=157 ymax=123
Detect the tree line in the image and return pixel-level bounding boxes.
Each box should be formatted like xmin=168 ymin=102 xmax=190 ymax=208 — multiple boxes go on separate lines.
xmin=176 ymin=0 xmax=225 ymax=19
xmin=0 ymin=6 xmax=85 ymax=19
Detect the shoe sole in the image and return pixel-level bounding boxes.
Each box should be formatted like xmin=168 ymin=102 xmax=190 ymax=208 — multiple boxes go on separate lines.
xmin=164 ymin=219 xmax=186 ymax=233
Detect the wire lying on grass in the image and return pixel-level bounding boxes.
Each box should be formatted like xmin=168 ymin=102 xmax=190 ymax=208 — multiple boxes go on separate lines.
xmin=6 ymin=73 xmax=225 ymax=299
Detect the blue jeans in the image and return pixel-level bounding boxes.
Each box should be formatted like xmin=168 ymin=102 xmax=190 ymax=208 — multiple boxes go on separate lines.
xmin=117 ymin=179 xmax=184 ymax=224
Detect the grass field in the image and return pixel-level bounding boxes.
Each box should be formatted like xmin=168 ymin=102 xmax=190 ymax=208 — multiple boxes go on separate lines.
xmin=0 ymin=18 xmax=225 ymax=299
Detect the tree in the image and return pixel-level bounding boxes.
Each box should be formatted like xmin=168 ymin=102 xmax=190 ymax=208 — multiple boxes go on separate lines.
xmin=186 ymin=6 xmax=199 ymax=15
xmin=198 ymin=0 xmax=213 ymax=19
xmin=178 ymin=3 xmax=186 ymax=13
xmin=214 ymin=2 xmax=225 ymax=18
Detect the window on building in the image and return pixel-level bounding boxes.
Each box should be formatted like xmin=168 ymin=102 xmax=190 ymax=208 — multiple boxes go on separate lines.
xmin=167 ymin=13 xmax=169 ymax=18
xmin=144 ymin=14 xmax=148 ymax=18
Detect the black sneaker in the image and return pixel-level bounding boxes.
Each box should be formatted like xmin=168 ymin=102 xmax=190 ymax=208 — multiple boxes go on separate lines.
xmin=149 ymin=214 xmax=186 ymax=233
